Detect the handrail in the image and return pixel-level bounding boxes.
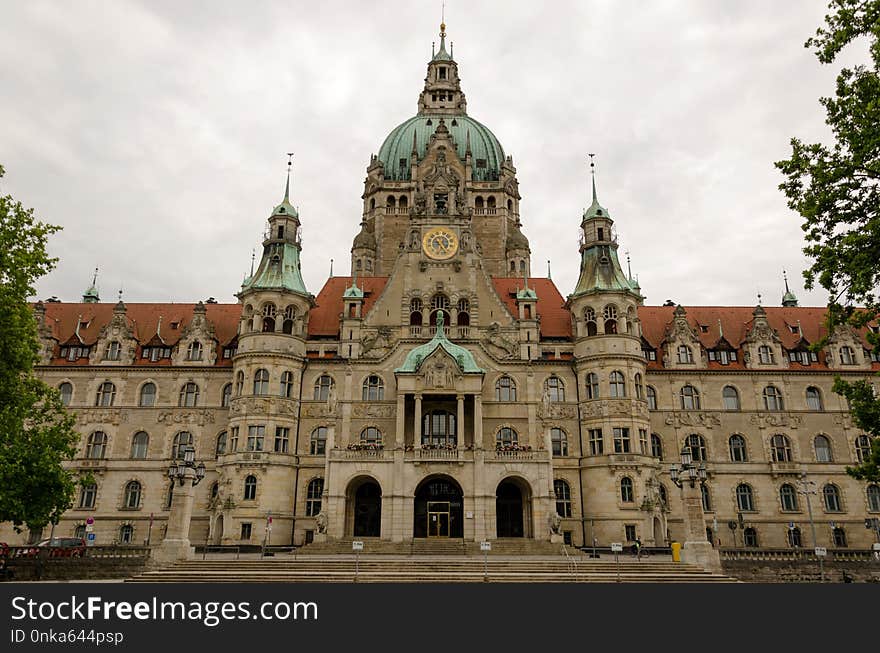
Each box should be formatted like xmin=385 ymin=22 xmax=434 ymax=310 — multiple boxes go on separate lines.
xmin=561 ymin=544 xmax=579 ymax=581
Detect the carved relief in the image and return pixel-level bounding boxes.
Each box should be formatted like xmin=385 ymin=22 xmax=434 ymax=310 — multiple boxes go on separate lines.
xmin=485 ymin=322 xmax=517 ymax=358
xmin=663 ymin=412 xmax=722 ymax=428
xmin=749 ymin=413 xmax=803 ymax=430
xmin=351 ymin=404 xmax=395 ymax=418
xmin=157 ymin=410 xmax=215 ymax=426
xmin=75 ymin=409 xmax=128 ymax=426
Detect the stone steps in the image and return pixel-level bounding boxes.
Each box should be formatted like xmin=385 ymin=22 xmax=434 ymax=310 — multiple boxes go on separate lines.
xmin=128 ymin=556 xmax=737 ymax=583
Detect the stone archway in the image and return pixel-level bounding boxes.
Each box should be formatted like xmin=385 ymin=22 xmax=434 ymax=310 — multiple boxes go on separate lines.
xmin=413 ymin=475 xmax=464 ymax=538
xmin=653 ymin=516 xmax=664 ymax=547
xmin=346 ymin=477 xmax=382 ymax=537
xmin=496 ymin=478 xmax=532 ymax=538
xmin=213 ymin=514 xmax=224 ymax=545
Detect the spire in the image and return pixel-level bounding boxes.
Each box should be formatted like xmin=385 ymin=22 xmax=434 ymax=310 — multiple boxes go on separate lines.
xmin=626 ymin=251 xmax=632 ymax=280
xmin=344 ymin=268 xmax=364 ymax=299
xmin=465 ymin=130 xmax=471 ymax=155
xmin=250 ymin=249 xmax=255 ymax=277
xmin=330 ymin=258 xmax=334 ymax=277
xmin=412 ymin=129 xmax=418 ymax=157
xmin=582 ymin=154 xmax=610 ymax=221
xmin=432 ymin=10 xmax=452 ymax=61
xmin=271 ymin=153 xmax=299 ymax=218
xmin=82 ymin=267 xmax=100 ymax=303
xmin=782 ymin=269 xmax=799 ymax=307
xmin=284 ymin=152 xmax=292 ymax=202
xmin=547 ymin=259 xmax=551 ymax=279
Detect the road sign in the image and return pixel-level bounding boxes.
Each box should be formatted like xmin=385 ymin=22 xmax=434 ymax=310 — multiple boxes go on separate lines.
xmin=86 ymin=517 xmax=94 ymax=525
xmin=829 ymin=521 xmax=836 ymax=529
xmin=480 ymin=541 xmax=491 ymax=552
xmin=352 ymin=541 xmax=364 ymax=551
xmin=788 ymin=521 xmax=795 ymax=530
xmin=611 ymin=542 xmax=623 ymax=553
xmin=85 ymin=524 xmax=94 ymax=533
xmin=814 ymin=547 xmax=827 ymax=557
xmin=86 ymin=533 xmax=96 ymax=546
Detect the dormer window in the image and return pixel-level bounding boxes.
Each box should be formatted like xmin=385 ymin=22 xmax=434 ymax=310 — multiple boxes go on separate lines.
xmin=788 ymin=349 xmax=817 ymax=365
xmin=476 ymin=159 xmax=487 ymax=169
xmin=788 ymin=324 xmax=800 ymax=334
xmin=708 ymin=349 xmax=737 ymax=364
xmin=438 ymin=66 xmax=447 ymax=79
xmin=840 ymin=345 xmax=855 ymax=365
xmin=105 ymin=341 xmax=121 ymax=361
xmin=758 ymin=345 xmax=774 ymax=364
xmin=277 ymin=226 xmax=284 ymax=239
xmin=399 ymin=158 xmax=407 ymax=168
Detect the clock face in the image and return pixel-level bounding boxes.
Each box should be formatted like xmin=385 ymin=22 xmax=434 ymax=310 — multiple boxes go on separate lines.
xmin=422 ymin=227 xmax=459 ymax=260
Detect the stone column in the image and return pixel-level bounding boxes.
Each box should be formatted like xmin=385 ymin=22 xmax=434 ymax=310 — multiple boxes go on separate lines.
xmin=414 ymin=394 xmax=422 ymax=451
xmin=395 ymin=394 xmax=406 ymax=447
xmin=473 ymin=395 xmax=483 ymax=450
xmin=154 ymin=471 xmax=197 ymax=563
xmin=457 ymin=394 xmax=465 ymax=448
xmin=679 ymin=481 xmax=721 ymax=572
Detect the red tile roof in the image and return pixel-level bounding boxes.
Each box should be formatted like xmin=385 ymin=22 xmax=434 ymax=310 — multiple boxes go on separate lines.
xmin=492 ymin=278 xmax=572 ymax=339
xmin=308 ymin=277 xmax=390 ymax=337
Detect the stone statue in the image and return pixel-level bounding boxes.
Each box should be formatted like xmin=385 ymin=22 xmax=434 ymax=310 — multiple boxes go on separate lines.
xmin=549 ymin=512 xmax=562 ymax=535
xmin=315 ymin=512 xmax=328 ymax=534
xmin=326 ymin=385 xmax=338 ymax=414
xmin=541 ymin=387 xmax=552 ymax=418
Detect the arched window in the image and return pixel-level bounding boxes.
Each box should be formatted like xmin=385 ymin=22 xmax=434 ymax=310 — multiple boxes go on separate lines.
xmin=119 ymin=524 xmax=134 ymax=544
xmin=306 ymin=478 xmax=324 ymax=516
xmin=701 ymin=484 xmax=712 ymax=512
xmin=680 ymin=385 xmax=701 ymax=410
xmin=235 ymin=371 xmax=244 ymax=396
xmin=130 ymin=431 xmax=149 ymax=459
xmin=253 ymin=369 xmax=269 ymax=396
xmin=758 ymin=345 xmax=774 ymax=364
xmin=603 ymin=304 xmax=618 ymax=334
xmin=743 ymin=527 xmax=758 ymax=547
xmin=544 ymin=376 xmax=564 ymax=402
xmin=729 ymin=434 xmax=748 ymax=462
xmin=722 ymin=386 xmax=740 ymax=411
xmin=179 ymin=382 xmax=199 ymax=407
xmin=475 ymin=196 xmax=484 ymax=209
xmin=261 ymin=303 xmax=276 ymax=332
xmin=313 ymin=375 xmax=334 ymax=401
xmin=677 ymin=345 xmax=693 ymax=364
xmin=495 ymin=376 xmax=516 ymax=401
xmin=585 ymin=373 xmax=599 ymax=400
xmin=496 ymin=427 xmax=518 ymax=447
xmin=770 ymin=434 xmax=792 ymax=462
xmin=780 ymin=484 xmax=799 ymax=511
xmin=105 ymin=341 xmax=121 ymax=361
xmin=550 ymin=428 xmax=568 ymax=456
xmin=310 ymin=427 xmax=327 ymax=455
xmin=736 ymin=484 xmax=755 ymax=511
xmin=430 ymin=294 xmax=450 ymax=326
xmin=171 ymin=431 xmax=193 ymax=460
xmin=788 ymin=526 xmax=802 ymax=548
xmin=763 ymin=386 xmax=784 ymax=411
xmin=646 ymin=386 xmax=657 ymax=410
xmin=280 ymin=371 xmax=294 ymax=399
xmin=95 ymin=381 xmax=116 ymax=407
xmin=360 ymin=427 xmax=382 ymax=444
xmin=685 ymin=434 xmax=707 ymax=462
xmin=855 ymin=435 xmax=873 ymax=463
xmin=609 ymin=371 xmax=626 ymax=398
xmin=839 ymin=346 xmax=855 ymax=365
xmin=59 ymin=382 xmax=73 ymax=406
xmin=634 ymin=373 xmax=644 ymax=400
xmin=620 ymin=477 xmax=634 ymax=503
xmin=79 ymin=483 xmax=97 ymax=509
xmin=215 ymin=431 xmax=227 ymax=457
xmin=243 ymin=475 xmax=257 ymax=500
xmin=585 ymin=307 xmax=597 ymax=336
xmin=867 ymin=484 xmax=880 ymax=512
xmin=139 ymin=382 xmax=156 ymax=407
xmin=823 ymin=484 xmax=842 ymax=512
xmin=814 ymin=435 xmax=833 ymax=462
xmin=832 ymin=527 xmax=848 ymax=547
xmin=651 ymin=434 xmax=663 ymax=459
xmin=658 ymin=484 xmax=668 ymax=507
xmin=409 ymin=298 xmax=423 ymax=327
xmin=123 ymin=481 xmax=141 ymax=509
xmin=86 ymin=432 xmax=107 ymax=459
xmin=554 ymin=480 xmax=572 ymax=517
xmin=457 ymin=298 xmax=470 ymax=327
xmin=222 ymin=383 xmax=232 ymax=407
xmin=283 ymin=305 xmax=296 ymax=334
xmin=186 ymin=341 xmax=203 ymax=361
xmin=362 ymin=375 xmax=384 ymax=400
xmin=806 ymin=387 xmax=823 ymax=411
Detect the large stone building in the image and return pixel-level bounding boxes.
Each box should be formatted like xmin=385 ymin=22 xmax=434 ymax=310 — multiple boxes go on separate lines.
xmin=5 ymin=24 xmax=880 ymax=552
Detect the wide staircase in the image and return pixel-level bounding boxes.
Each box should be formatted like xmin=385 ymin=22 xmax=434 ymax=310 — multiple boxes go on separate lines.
xmin=128 ymin=549 xmax=737 ymax=584
xmin=296 ymin=538 xmax=564 ymax=556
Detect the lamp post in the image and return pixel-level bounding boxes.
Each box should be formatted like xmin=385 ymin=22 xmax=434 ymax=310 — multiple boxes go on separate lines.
xmin=669 ymin=444 xmax=720 ymax=571
xmin=154 ymin=445 xmax=206 ymax=563
xmin=796 ymin=474 xmax=824 ymax=583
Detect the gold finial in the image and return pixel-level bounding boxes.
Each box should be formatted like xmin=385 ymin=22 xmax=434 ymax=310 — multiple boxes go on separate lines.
xmin=440 ymin=1 xmax=446 ymax=35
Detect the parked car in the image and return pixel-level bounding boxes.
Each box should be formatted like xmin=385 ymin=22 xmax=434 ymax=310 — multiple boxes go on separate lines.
xmin=24 ymin=537 xmax=86 ymax=558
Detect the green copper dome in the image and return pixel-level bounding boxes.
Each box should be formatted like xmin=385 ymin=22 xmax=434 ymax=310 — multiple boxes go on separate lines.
xmin=395 ymin=311 xmax=484 ymax=374
xmin=378 ymin=115 xmax=505 ymax=181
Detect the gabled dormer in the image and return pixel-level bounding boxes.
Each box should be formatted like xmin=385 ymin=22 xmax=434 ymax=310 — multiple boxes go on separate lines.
xmin=826 ymin=324 xmax=871 ymax=370
xmin=743 ymin=304 xmax=785 ymax=368
xmin=171 ymin=301 xmax=218 ymax=366
xmin=90 ymin=300 xmax=137 ymax=365
xmin=662 ymin=305 xmax=706 ymax=369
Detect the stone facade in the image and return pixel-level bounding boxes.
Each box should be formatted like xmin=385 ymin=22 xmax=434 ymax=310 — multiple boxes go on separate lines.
xmin=3 ymin=24 xmax=880 ymax=555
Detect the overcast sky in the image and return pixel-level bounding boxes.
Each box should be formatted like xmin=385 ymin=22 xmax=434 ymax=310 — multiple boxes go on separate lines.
xmin=1 ymin=0 xmax=868 ymax=308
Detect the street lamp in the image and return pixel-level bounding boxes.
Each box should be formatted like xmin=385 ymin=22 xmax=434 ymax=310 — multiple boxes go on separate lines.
xmin=155 ymin=445 xmax=206 ymax=563
xmin=167 ymin=446 xmax=206 ymax=486
xmin=796 ymin=474 xmax=824 ymax=583
xmin=669 ymin=445 xmax=707 ymax=489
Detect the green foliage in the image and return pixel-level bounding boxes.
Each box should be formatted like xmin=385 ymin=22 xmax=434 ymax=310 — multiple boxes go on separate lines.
xmin=0 ymin=164 xmax=82 ymax=531
xmin=776 ymin=2 xmax=880 ymax=483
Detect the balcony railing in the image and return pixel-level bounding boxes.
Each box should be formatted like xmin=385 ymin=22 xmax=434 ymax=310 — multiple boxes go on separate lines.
xmin=407 ymin=448 xmax=467 ymax=462
xmin=384 ymin=206 xmax=409 ymax=215
xmin=492 ymin=449 xmax=537 ymax=461
xmin=330 ymin=448 xmax=388 ymax=461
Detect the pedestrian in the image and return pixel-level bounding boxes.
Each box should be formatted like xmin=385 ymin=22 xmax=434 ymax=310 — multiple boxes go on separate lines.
xmin=634 ymin=537 xmax=642 ymax=560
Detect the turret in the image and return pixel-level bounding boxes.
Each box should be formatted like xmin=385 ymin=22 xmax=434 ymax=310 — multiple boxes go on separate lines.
xmin=418 ymin=21 xmax=467 ymax=116
xmin=82 ymin=268 xmax=100 ymax=303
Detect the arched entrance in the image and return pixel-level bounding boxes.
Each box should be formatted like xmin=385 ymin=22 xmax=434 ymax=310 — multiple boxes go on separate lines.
xmin=653 ymin=517 xmax=664 ymax=547
xmin=347 ymin=477 xmax=382 ymax=537
xmin=413 ymin=476 xmax=463 ymax=538
xmin=213 ymin=514 xmax=224 ymax=545
xmin=496 ymin=478 xmax=531 ymax=538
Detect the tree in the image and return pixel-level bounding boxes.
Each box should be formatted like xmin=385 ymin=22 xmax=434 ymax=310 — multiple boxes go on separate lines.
xmin=775 ymin=1 xmax=880 ymax=482
xmin=0 ymin=164 xmax=82 ymax=532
